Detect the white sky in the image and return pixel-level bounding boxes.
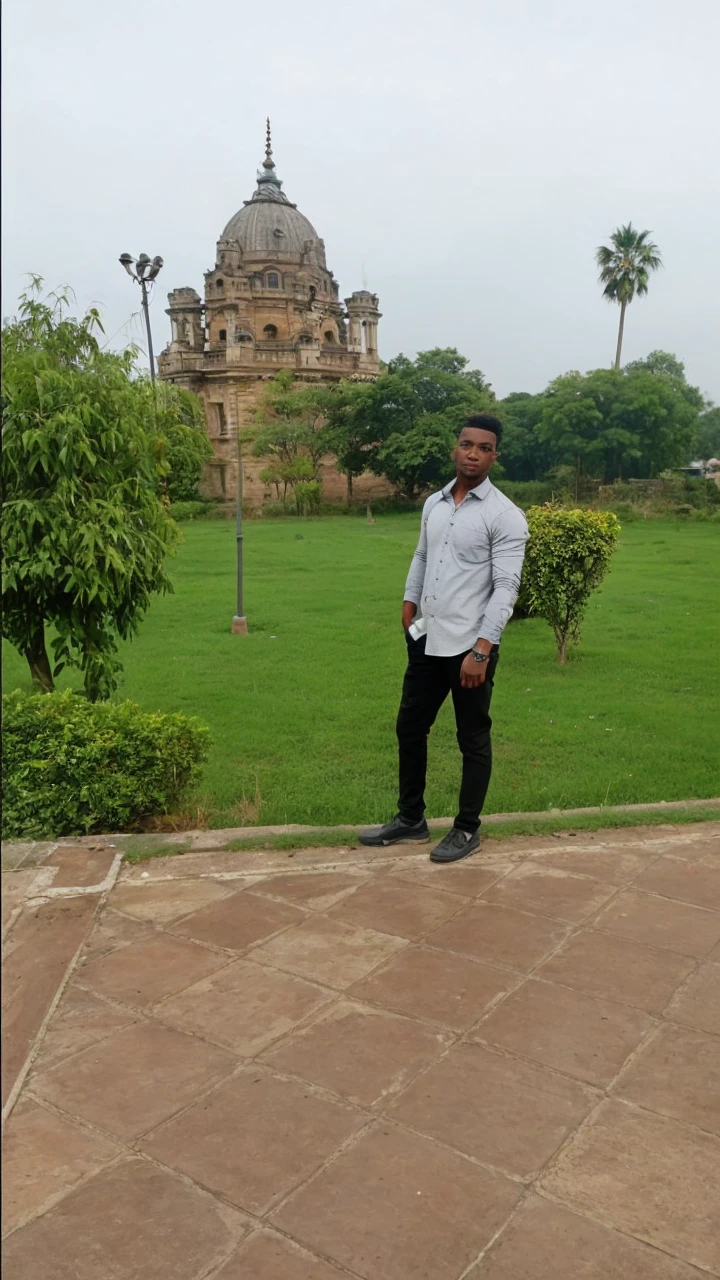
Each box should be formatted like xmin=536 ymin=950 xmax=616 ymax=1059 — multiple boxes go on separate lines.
xmin=3 ymin=0 xmax=719 ymax=400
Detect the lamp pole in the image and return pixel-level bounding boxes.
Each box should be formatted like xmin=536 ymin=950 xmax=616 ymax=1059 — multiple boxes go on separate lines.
xmin=232 ymin=408 xmax=248 ymax=634
xmin=119 ymin=253 xmax=163 ymax=381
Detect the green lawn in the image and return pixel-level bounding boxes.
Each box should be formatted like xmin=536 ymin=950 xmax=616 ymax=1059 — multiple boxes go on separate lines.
xmin=3 ymin=516 xmax=719 ymax=827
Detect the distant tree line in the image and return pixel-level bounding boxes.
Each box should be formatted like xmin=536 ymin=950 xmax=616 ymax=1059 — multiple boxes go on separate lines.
xmin=252 ymin=346 xmax=719 ymax=505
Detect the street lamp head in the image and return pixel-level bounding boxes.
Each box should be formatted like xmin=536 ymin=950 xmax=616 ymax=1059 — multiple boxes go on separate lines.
xmin=136 ymin=253 xmax=151 ymax=280
xmin=147 ymin=255 xmax=164 ymax=281
xmin=119 ymin=253 xmax=136 ymax=278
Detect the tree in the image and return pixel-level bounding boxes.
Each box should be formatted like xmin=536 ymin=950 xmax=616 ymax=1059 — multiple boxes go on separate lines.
xmin=596 ymin=224 xmax=662 ymax=370
xmin=521 ymin=505 xmax=621 ymax=663
xmin=1 ymin=281 xmax=178 ymax=699
xmin=149 ymin=382 xmax=213 ymax=502
xmin=695 ymin=405 xmax=720 ymax=459
xmin=537 ymin=367 xmax=700 ymax=483
xmin=252 ymin=372 xmax=330 ymax=507
xmin=368 ymin=351 xmax=495 ymax=497
xmin=312 ymin=381 xmax=379 ymax=504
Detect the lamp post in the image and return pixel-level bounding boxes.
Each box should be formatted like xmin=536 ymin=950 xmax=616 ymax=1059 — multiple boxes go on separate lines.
xmin=119 ymin=253 xmax=163 ymax=381
xmin=232 ymin=409 xmax=248 ymax=634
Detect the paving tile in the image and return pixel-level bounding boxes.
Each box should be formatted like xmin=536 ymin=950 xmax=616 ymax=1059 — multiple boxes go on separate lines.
xmin=528 ymin=845 xmax=661 ymax=885
xmin=272 ymin=1123 xmax=521 ymax=1280
xmin=2 ymin=896 xmax=98 ymax=1106
xmin=29 ymin=985 xmax=138 ymax=1075
xmin=261 ymin=1000 xmax=451 ymax=1107
xmin=614 ymin=1023 xmax=720 ymax=1135
xmin=427 ymin=902 xmax=569 ymax=973
xmin=482 ymin=864 xmax=616 ymax=923
xmin=172 ymin=889 xmax=305 ymax=950
xmin=540 ymin=1099 xmax=720 ymax=1273
xmin=537 ymin=930 xmax=694 ymax=1015
xmin=78 ymin=906 xmax=155 ymax=966
xmin=2 ymin=870 xmax=47 ymax=929
xmin=253 ymin=870 xmax=370 ymax=911
xmin=141 ymin=1069 xmax=365 ymax=1215
xmin=32 ymin=1020 xmax=235 ymax=1140
xmin=469 ymin=1193 xmax=705 ymax=1279
xmin=662 ymin=835 xmax=720 ymax=863
xmin=476 ymin=979 xmax=653 ymax=1087
xmin=250 ymin=915 xmax=406 ymax=988
xmin=215 ymin=1230 xmax=353 ymax=1279
xmin=350 ymin=944 xmax=514 ymax=1030
xmin=666 ymin=962 xmax=720 ymax=1036
xmin=1 ymin=1098 xmax=121 ymax=1236
xmin=327 ymin=877 xmax=463 ymax=939
xmin=1 ymin=1157 xmax=245 ymax=1280
xmin=46 ymin=846 xmax=116 ymax=888
xmin=110 ymin=878 xmax=232 ymax=924
xmin=594 ymin=889 xmax=720 ymax=958
xmin=631 ymin=855 xmax=720 ymax=910
xmin=156 ymin=958 xmax=332 ymax=1055
xmin=392 ymin=858 xmax=514 ymax=897
xmin=390 ymin=1041 xmax=597 ymax=1178
xmin=78 ymin=933 xmax=227 ymax=1008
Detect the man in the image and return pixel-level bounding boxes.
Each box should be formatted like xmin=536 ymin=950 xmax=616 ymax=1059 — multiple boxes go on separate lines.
xmin=359 ymin=414 xmax=528 ymax=863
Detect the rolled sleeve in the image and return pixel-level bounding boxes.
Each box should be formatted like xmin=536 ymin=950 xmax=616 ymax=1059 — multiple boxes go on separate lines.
xmin=477 ymin=508 xmax=529 ymax=644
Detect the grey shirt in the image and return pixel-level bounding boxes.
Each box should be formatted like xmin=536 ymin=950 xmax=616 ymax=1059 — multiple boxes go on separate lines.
xmin=403 ymin=477 xmax=529 ymax=656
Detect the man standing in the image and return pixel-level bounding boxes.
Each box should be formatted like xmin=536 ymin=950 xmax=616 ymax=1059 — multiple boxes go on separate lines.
xmin=359 ymin=414 xmax=528 ymax=863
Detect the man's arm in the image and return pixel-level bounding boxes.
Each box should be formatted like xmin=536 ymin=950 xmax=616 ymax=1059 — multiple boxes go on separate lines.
xmin=402 ymin=501 xmax=430 ymax=629
xmin=460 ymin=507 xmax=529 ymax=687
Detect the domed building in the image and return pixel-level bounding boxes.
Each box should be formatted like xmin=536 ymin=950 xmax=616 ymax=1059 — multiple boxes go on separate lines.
xmin=158 ymin=124 xmax=383 ymax=503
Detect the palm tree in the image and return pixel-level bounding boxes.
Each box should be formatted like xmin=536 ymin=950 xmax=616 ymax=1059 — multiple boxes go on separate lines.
xmin=596 ymin=224 xmax=662 ymax=370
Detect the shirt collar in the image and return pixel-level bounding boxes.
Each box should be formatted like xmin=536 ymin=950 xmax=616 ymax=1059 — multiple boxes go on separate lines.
xmin=441 ymin=476 xmax=492 ymax=501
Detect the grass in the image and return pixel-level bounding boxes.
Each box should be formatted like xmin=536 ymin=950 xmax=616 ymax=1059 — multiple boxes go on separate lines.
xmin=3 ymin=516 xmax=719 ymax=829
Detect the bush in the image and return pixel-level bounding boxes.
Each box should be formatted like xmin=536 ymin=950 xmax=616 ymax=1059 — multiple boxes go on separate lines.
xmin=2 ymin=690 xmax=211 ymax=839
xmin=169 ymin=500 xmax=212 ymax=522
xmin=521 ymin=505 xmax=621 ymax=663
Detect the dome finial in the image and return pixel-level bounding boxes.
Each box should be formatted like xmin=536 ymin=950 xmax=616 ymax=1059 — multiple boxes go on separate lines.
xmin=263 ymin=117 xmax=273 ymax=170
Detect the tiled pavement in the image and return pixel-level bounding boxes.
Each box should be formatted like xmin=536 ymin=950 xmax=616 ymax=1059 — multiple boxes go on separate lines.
xmin=2 ymin=823 xmax=720 ymax=1278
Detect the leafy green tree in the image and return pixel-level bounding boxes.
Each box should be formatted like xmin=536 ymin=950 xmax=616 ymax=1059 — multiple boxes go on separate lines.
xmin=500 ymin=392 xmax=553 ymax=481
xmin=596 ymin=224 xmax=662 ymax=369
xmin=537 ymin=367 xmax=699 ymax=483
xmin=521 ymin=505 xmax=621 ymax=662
xmin=149 ymin=382 xmax=213 ymax=502
xmin=252 ymin=372 xmax=328 ymax=480
xmin=1 ymin=281 xmax=178 ymax=699
xmin=695 ymin=405 xmax=720 ymax=459
xmin=368 ymin=351 xmax=495 ymax=496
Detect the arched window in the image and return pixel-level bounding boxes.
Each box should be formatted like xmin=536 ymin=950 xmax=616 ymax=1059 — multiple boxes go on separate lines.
xmin=324 ymin=330 xmax=335 ymax=344
xmin=297 ymin=334 xmax=312 ymax=345
xmin=263 ymin=324 xmax=278 ymax=340
xmin=216 ymin=279 xmax=224 ymax=291
xmin=266 ymin=273 xmax=280 ymax=289
xmin=309 ymin=286 xmax=317 ymax=302
xmin=218 ymin=329 xmax=227 ymax=342
xmin=237 ymin=331 xmax=253 ymax=344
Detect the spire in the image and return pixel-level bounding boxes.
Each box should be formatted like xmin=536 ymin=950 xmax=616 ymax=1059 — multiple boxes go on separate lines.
xmin=263 ymin=117 xmax=274 ymax=171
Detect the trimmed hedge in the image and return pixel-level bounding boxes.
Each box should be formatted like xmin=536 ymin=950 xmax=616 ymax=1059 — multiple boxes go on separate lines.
xmin=2 ymin=690 xmax=210 ymax=839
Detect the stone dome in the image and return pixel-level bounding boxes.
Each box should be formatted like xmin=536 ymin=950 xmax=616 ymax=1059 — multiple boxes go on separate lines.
xmin=221 ymin=139 xmax=322 ymax=259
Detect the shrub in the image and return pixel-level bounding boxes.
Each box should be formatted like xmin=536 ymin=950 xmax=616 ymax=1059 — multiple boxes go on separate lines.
xmin=169 ymin=500 xmax=212 ymax=522
xmin=521 ymin=505 xmax=621 ymax=663
xmin=2 ymin=690 xmax=211 ymax=839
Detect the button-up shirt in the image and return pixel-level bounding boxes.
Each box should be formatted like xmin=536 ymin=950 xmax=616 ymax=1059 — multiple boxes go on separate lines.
xmin=403 ymin=477 xmax=529 ymax=656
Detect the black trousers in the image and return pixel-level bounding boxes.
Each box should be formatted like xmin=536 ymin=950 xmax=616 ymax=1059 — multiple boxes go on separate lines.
xmin=396 ymin=634 xmax=499 ymax=834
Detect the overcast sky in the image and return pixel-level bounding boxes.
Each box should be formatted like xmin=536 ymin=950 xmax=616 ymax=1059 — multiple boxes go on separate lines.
xmin=3 ymin=0 xmax=719 ymax=400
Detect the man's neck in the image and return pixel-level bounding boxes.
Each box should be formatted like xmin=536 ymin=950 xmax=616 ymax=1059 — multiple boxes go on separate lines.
xmin=452 ymin=474 xmax=483 ymax=504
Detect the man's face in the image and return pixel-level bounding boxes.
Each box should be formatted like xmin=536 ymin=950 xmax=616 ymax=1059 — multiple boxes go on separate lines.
xmin=453 ymin=427 xmax=498 ymax=483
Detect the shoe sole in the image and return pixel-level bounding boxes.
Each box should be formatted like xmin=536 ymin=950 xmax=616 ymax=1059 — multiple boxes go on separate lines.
xmin=430 ymin=843 xmax=480 ymax=864
xmin=358 ymin=832 xmax=430 ymax=847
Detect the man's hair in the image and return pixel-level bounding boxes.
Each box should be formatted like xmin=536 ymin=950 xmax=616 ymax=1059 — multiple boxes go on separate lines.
xmin=459 ymin=414 xmax=503 ymax=447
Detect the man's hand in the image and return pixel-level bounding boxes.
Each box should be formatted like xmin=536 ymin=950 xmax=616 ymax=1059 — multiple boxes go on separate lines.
xmin=460 ymin=651 xmax=489 ymax=688
xmin=402 ymin=601 xmax=417 ymax=631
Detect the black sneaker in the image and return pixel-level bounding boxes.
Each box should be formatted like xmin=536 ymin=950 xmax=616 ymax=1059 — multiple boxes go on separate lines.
xmin=430 ymin=828 xmax=480 ymax=863
xmin=358 ymin=816 xmax=430 ymax=847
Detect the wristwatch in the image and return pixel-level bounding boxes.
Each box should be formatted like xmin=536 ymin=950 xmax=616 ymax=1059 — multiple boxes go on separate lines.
xmin=470 ymin=648 xmax=490 ymax=664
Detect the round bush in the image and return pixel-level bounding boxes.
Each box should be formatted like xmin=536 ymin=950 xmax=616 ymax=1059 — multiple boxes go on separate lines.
xmin=2 ymin=690 xmax=211 ymax=839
